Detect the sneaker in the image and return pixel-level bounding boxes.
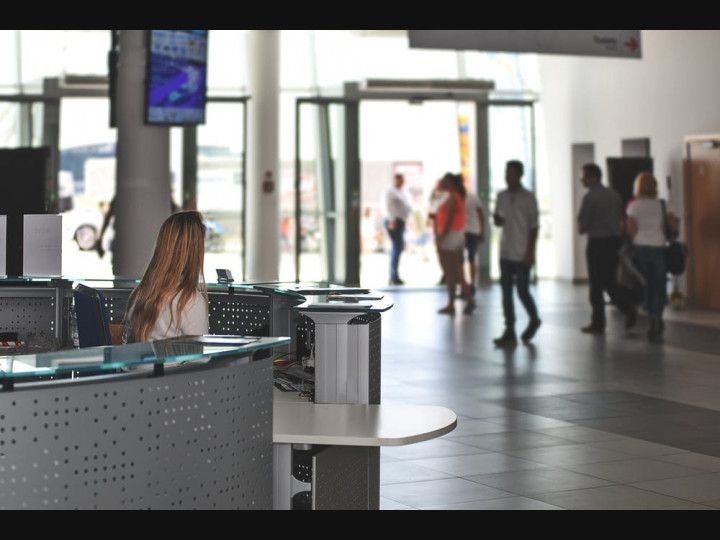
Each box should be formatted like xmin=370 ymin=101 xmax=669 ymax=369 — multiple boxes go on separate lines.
xmin=581 ymin=324 xmax=605 ymax=334
xmin=493 ymin=329 xmax=517 ymax=347
xmin=625 ymin=306 xmax=638 ymax=330
xmin=521 ymin=318 xmax=542 ymax=342
xmin=438 ymin=306 xmax=455 ymax=315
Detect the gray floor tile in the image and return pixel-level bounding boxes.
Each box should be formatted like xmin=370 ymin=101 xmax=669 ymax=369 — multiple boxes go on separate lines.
xmin=632 ymin=473 xmax=720 ymax=503
xmin=564 ymin=458 xmax=706 ymax=483
xmin=534 ymin=485 xmax=689 ymax=510
xmin=505 ymin=443 xmax=634 ymax=467
xmin=532 ymin=426 xmax=632 ymax=443
xmin=453 ymin=431 xmax=576 ymax=452
xmin=381 ymin=438 xmax=481 ymax=461
xmin=380 ymin=461 xmax=454 ymax=485
xmin=655 ymin=453 xmax=720 ymax=472
xmin=422 ymin=497 xmax=563 ymax=510
xmin=378 ymin=287 xmax=720 ymax=510
xmin=379 ymin=497 xmax=415 ymax=510
xmin=406 ymin=452 xmax=546 ymax=477
xmin=380 ymin=478 xmax=514 ymax=508
xmin=592 ymin=438 xmax=685 ymax=457
xmin=664 ymin=503 xmax=716 ymax=510
xmin=444 ymin=419 xmax=514 ymax=437
xmin=483 ymin=413 xmax=574 ymax=430
xmin=467 ymin=467 xmax=612 ymax=496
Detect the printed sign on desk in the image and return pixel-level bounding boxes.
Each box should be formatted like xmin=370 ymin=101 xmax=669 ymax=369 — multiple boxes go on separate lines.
xmin=23 ymin=214 xmax=62 ymax=277
xmin=0 ymin=215 xmax=6 ymax=277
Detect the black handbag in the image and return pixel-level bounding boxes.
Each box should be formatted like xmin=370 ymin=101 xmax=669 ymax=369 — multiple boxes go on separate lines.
xmin=660 ymin=199 xmax=687 ymax=275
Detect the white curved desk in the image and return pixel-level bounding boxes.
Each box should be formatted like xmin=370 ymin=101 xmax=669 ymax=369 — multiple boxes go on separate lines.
xmin=273 ymin=401 xmax=457 ymax=446
xmin=272 ymin=391 xmax=457 ymax=509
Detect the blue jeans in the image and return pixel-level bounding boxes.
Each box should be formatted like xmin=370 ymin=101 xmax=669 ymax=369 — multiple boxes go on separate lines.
xmin=500 ymin=259 xmax=539 ymax=330
xmin=385 ymin=218 xmax=405 ymax=282
xmin=633 ymin=245 xmax=668 ymax=318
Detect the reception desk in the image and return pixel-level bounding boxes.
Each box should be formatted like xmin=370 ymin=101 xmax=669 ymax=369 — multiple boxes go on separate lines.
xmin=0 ymin=278 xmax=456 ymax=510
xmin=0 ymin=336 xmax=289 ymax=510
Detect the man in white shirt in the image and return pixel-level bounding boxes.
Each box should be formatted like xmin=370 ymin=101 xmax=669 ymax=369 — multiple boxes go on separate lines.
xmin=384 ymin=173 xmax=412 ymax=285
xmin=492 ymin=160 xmax=541 ymax=346
xmin=464 ymin=190 xmax=485 ymax=296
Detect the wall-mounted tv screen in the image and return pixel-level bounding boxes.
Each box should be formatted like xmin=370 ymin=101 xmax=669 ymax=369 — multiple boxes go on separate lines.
xmin=145 ymin=30 xmax=208 ymax=125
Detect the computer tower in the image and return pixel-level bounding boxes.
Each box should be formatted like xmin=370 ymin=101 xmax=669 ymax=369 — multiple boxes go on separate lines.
xmin=0 ymin=147 xmax=50 ymax=276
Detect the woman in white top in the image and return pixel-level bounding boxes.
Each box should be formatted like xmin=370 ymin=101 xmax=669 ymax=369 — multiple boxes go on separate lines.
xmin=122 ymin=211 xmax=209 ymax=343
xmin=626 ymin=172 xmax=679 ymax=341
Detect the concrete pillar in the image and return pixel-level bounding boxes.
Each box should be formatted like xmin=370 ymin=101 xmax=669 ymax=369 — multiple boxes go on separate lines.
xmin=246 ymin=30 xmax=280 ymax=281
xmin=113 ymin=30 xmax=171 ymax=278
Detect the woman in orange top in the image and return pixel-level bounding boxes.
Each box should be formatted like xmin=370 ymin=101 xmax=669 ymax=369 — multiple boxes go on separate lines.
xmin=435 ymin=173 xmax=475 ymax=315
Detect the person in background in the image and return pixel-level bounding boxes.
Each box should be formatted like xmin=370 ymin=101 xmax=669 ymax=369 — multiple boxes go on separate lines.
xmin=577 ymin=163 xmax=638 ymax=334
xmin=492 ymin=160 xmax=541 ymax=346
xmin=625 ymin=172 xmax=679 ymax=341
xmin=428 ymin=178 xmax=449 ymax=285
xmin=122 ymin=211 xmax=209 ymax=343
xmin=435 ymin=173 xmax=475 ymax=315
xmin=95 ymin=196 xmax=180 ymax=258
xmin=463 ymin=187 xmax=486 ymax=297
xmin=384 ymin=173 xmax=412 ymax=285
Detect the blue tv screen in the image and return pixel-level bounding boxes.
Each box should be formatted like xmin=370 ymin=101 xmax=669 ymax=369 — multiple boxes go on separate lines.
xmin=145 ymin=30 xmax=208 ymax=125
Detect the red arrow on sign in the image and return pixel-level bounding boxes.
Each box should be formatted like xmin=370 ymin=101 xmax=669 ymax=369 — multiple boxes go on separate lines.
xmin=625 ymin=36 xmax=639 ymax=52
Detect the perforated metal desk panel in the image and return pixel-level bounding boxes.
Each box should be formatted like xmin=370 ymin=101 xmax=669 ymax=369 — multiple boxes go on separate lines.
xmin=0 ymin=336 xmax=289 ymax=510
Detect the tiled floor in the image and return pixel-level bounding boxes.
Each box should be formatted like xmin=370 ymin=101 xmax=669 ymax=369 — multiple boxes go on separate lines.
xmin=378 ymin=282 xmax=720 ymax=510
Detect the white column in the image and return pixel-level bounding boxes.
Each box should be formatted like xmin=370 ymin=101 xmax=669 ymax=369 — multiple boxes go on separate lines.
xmin=113 ymin=30 xmax=171 ymax=278
xmin=246 ymin=30 xmax=280 ymax=281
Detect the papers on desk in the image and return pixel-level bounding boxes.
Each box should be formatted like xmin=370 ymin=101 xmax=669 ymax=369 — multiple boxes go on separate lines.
xmin=195 ymin=335 xmax=258 ymax=345
xmin=328 ymin=294 xmax=384 ymax=301
xmin=307 ymin=302 xmax=373 ymax=309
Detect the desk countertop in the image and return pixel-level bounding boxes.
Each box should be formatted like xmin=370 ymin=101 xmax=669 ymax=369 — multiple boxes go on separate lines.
xmin=273 ymin=391 xmax=457 ymax=446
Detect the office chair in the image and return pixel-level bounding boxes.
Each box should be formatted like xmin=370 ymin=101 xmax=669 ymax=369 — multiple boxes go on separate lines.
xmin=73 ymin=284 xmax=112 ymax=348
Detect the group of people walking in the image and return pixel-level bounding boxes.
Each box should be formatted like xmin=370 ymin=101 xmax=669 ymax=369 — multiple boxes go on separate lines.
xmin=385 ymin=159 xmax=680 ymax=346
xmin=384 ymin=160 xmax=542 ymax=345
xmin=578 ymin=165 xmax=679 ymax=342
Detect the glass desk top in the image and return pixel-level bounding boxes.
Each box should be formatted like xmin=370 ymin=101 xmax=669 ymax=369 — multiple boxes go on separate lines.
xmin=0 ymin=335 xmax=290 ymax=380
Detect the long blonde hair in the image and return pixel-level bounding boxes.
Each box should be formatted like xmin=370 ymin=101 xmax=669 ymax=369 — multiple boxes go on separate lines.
xmin=124 ymin=211 xmax=208 ymax=342
xmin=634 ymin=171 xmax=658 ymax=198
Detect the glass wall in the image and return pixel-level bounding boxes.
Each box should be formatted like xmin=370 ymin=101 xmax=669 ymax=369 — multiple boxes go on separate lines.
xmin=0 ymin=30 xmax=553 ymax=281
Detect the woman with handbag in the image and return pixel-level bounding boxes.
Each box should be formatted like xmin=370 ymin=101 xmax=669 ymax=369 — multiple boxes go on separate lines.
xmin=625 ymin=172 xmax=680 ymax=341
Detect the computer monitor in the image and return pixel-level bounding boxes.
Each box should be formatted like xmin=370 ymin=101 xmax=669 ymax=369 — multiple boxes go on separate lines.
xmin=145 ymin=30 xmax=208 ymax=126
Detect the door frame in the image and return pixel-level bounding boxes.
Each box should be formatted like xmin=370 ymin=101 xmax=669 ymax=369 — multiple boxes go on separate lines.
xmin=294 ymin=82 xmax=538 ymax=285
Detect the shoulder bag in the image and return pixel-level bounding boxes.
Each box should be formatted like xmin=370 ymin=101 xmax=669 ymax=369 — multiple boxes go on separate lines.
xmin=660 ymin=199 xmax=687 ymax=275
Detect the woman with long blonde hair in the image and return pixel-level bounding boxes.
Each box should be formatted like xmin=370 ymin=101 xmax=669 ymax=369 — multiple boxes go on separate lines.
xmin=122 ymin=211 xmax=209 ymax=343
xmin=626 ymin=172 xmax=679 ymax=341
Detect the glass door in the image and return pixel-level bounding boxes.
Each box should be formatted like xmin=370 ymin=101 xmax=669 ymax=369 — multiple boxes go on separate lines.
xmin=294 ymin=99 xmax=355 ymax=283
xmin=195 ymin=98 xmax=247 ymax=280
xmin=488 ymin=104 xmax=543 ymax=278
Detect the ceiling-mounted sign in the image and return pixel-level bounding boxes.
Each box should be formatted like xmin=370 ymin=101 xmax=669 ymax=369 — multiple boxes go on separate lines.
xmin=409 ymin=30 xmax=641 ymax=58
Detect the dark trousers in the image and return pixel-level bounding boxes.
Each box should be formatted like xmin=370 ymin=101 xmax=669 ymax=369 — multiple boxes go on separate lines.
xmin=500 ymin=259 xmax=539 ymax=330
xmin=586 ymin=236 xmax=631 ymax=328
xmin=633 ymin=245 xmax=668 ymax=318
xmin=385 ymin=218 xmax=405 ymax=282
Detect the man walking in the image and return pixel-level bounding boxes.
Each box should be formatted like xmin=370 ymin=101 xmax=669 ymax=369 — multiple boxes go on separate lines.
xmin=493 ymin=160 xmax=542 ymax=346
xmin=384 ymin=173 xmax=412 ymax=285
xmin=577 ymin=163 xmax=637 ymax=333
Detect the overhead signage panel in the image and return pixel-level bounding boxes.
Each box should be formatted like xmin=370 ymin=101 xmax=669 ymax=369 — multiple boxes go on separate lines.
xmin=409 ymin=30 xmax=641 ymax=58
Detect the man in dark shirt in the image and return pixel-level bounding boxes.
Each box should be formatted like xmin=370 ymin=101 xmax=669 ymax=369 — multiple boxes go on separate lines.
xmin=577 ymin=163 xmax=637 ymax=333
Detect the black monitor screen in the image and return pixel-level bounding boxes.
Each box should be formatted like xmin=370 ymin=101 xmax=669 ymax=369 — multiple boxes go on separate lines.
xmin=145 ymin=30 xmax=208 ymax=125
